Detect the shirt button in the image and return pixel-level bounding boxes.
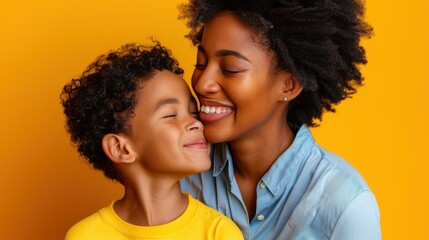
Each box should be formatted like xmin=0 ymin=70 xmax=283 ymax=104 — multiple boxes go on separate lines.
xmin=260 ymin=182 xmax=266 ymax=189
xmin=257 ymin=214 xmax=265 ymax=221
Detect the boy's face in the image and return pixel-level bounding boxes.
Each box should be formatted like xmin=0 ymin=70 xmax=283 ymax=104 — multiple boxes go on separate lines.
xmin=127 ymin=70 xmax=210 ymax=178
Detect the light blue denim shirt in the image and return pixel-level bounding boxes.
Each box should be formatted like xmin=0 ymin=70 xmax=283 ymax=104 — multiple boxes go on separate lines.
xmin=180 ymin=125 xmax=381 ymax=240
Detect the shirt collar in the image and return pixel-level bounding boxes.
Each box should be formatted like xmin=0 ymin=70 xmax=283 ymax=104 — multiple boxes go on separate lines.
xmin=261 ymin=125 xmax=315 ymax=195
xmin=212 ymin=142 xmax=229 ymax=177
xmin=211 ymin=125 xmax=315 ymax=195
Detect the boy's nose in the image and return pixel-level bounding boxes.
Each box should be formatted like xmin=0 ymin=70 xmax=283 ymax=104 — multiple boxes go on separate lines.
xmin=187 ymin=119 xmax=204 ymax=132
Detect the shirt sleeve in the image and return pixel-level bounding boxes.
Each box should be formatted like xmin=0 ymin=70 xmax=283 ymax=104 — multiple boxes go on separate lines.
xmin=330 ymin=190 xmax=381 ymax=240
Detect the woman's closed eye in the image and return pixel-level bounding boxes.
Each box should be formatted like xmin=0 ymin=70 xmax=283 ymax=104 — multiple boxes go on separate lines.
xmin=221 ymin=61 xmax=249 ymax=75
xmin=194 ymin=63 xmax=206 ymax=70
xmin=222 ymin=68 xmax=245 ymax=74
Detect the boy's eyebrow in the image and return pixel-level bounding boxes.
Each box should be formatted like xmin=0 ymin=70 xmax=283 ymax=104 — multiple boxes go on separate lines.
xmin=155 ymin=98 xmax=179 ymax=111
xmin=198 ymin=45 xmax=251 ymax=62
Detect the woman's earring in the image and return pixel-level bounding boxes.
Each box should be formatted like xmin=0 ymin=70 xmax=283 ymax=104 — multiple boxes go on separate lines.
xmin=283 ymin=97 xmax=288 ymax=102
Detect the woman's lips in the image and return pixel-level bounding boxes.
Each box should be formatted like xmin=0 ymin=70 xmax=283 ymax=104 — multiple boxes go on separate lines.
xmin=200 ymin=105 xmax=232 ymax=114
xmin=199 ymin=104 xmax=234 ymax=122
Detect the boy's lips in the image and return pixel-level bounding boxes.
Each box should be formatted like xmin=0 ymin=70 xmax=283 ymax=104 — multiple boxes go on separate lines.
xmin=184 ymin=138 xmax=208 ymax=149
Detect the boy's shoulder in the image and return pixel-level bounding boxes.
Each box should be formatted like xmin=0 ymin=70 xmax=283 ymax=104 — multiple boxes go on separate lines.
xmin=188 ymin=194 xmax=244 ymax=240
xmin=65 ymin=196 xmax=244 ymax=240
xmin=65 ymin=203 xmax=115 ymax=240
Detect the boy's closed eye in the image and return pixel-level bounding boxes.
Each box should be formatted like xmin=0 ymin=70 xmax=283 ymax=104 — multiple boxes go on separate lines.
xmin=163 ymin=113 xmax=177 ymax=119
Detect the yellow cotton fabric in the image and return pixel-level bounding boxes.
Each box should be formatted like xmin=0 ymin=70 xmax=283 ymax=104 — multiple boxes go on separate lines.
xmin=65 ymin=193 xmax=243 ymax=240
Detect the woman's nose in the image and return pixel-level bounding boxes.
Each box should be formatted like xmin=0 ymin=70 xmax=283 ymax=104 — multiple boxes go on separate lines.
xmin=191 ymin=68 xmax=220 ymax=95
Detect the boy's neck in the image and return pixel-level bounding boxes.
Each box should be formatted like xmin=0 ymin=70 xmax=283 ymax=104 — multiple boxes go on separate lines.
xmin=113 ymin=180 xmax=188 ymax=226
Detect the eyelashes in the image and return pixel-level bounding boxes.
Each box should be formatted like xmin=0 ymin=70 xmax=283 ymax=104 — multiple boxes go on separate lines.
xmin=194 ymin=64 xmax=206 ymax=70
xmin=194 ymin=63 xmax=246 ymax=74
xmin=194 ymin=64 xmax=246 ymax=74
xmin=163 ymin=112 xmax=199 ymax=120
xmin=163 ymin=114 xmax=177 ymax=119
xmin=222 ymin=69 xmax=243 ymax=74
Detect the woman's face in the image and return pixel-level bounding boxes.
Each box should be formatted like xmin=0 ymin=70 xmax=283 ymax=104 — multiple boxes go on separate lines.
xmin=192 ymin=12 xmax=286 ymax=143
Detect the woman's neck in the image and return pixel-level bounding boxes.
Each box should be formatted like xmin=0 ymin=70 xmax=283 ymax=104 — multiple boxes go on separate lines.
xmin=113 ymin=177 xmax=188 ymax=226
xmin=230 ymin=121 xmax=295 ymax=181
xmin=230 ymin=119 xmax=295 ymax=219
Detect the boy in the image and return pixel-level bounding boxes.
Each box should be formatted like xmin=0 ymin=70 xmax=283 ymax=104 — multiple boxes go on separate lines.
xmin=61 ymin=42 xmax=243 ymax=240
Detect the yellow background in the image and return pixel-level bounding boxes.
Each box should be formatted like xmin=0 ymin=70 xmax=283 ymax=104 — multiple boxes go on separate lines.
xmin=0 ymin=0 xmax=427 ymax=239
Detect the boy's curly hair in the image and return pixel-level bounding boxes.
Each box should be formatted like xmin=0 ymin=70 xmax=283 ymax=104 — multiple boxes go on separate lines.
xmin=61 ymin=42 xmax=184 ymax=182
xmin=179 ymin=0 xmax=373 ymax=132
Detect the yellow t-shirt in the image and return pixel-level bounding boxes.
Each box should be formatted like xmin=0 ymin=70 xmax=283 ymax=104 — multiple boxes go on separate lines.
xmin=65 ymin=193 xmax=243 ymax=240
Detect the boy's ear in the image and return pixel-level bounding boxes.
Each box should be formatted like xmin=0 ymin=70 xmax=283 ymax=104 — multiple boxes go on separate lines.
xmin=277 ymin=71 xmax=303 ymax=101
xmin=102 ymin=133 xmax=136 ymax=164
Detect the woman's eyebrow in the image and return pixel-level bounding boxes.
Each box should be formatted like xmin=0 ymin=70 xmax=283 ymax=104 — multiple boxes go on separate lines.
xmin=217 ymin=49 xmax=250 ymax=62
xmin=197 ymin=45 xmax=251 ymax=62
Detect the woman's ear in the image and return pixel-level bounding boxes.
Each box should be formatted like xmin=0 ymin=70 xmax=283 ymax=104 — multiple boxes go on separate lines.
xmin=277 ymin=72 xmax=303 ymax=102
xmin=102 ymin=133 xmax=136 ymax=164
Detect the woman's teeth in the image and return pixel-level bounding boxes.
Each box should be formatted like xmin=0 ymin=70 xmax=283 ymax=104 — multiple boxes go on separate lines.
xmin=201 ymin=105 xmax=232 ymax=114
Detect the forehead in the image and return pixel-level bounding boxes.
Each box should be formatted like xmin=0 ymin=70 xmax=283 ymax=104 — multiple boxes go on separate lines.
xmin=136 ymin=71 xmax=192 ymax=107
xmin=203 ymin=12 xmax=256 ymax=46
xmin=201 ymin=12 xmax=274 ymax=59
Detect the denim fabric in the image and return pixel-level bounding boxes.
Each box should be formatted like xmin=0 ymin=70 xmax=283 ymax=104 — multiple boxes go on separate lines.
xmin=181 ymin=125 xmax=381 ymax=240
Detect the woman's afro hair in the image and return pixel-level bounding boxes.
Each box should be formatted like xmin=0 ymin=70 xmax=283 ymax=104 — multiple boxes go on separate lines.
xmin=61 ymin=42 xmax=183 ymax=182
xmin=179 ymin=0 xmax=373 ymax=132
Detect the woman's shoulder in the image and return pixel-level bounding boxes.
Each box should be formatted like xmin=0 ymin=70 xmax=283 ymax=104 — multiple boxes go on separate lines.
xmin=289 ymin=146 xmax=380 ymax=236
xmin=301 ymin=144 xmax=377 ymax=215
xmin=311 ymin=146 xmax=369 ymax=191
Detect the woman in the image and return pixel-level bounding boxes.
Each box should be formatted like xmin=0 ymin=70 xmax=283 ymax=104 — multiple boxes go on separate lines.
xmin=179 ymin=0 xmax=380 ymax=239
